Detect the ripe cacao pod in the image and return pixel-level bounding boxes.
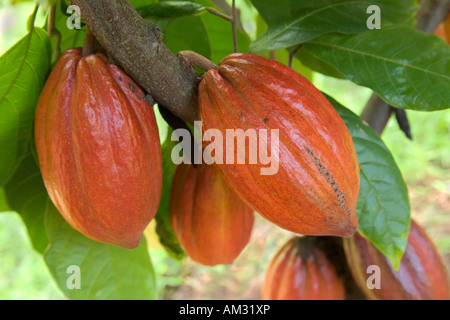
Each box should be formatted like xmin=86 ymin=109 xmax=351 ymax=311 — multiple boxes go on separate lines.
xmin=34 ymin=48 xmax=162 ymax=249
xmin=170 ymin=163 xmax=254 ymax=266
xmin=198 ymin=53 xmax=359 ymax=237
xmin=435 ymin=13 xmax=450 ymax=44
xmin=262 ymin=236 xmax=346 ymax=300
xmin=343 ymin=219 xmax=450 ymax=300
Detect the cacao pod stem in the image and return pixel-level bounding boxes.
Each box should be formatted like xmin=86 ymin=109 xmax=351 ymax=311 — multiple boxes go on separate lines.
xmin=82 ymin=27 xmax=97 ymax=56
xmin=178 ymin=50 xmax=218 ymax=72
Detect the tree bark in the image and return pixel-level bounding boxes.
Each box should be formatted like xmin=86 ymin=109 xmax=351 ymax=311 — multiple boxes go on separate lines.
xmin=69 ymin=0 xmax=200 ymax=124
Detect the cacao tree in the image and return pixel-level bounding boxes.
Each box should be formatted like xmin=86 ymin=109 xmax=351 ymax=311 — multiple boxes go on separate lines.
xmin=0 ymin=0 xmax=449 ymax=300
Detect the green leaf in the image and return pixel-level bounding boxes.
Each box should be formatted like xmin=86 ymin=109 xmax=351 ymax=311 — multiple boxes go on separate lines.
xmin=0 ymin=27 xmax=51 ymax=187
xmin=326 ymin=94 xmax=410 ymax=270
xmin=164 ymin=15 xmax=211 ymax=60
xmin=0 ymin=188 xmax=10 ymax=212
xmin=296 ymin=47 xmax=345 ymax=79
xmin=250 ymin=0 xmax=417 ymax=51
xmin=305 ymin=27 xmax=450 ymax=111
xmin=130 ymin=0 xmax=157 ymax=9
xmin=137 ymin=1 xmax=207 ymax=19
xmin=44 ymin=203 xmax=156 ymax=300
xmin=154 ymin=123 xmax=185 ymax=260
xmin=4 ymin=153 xmax=49 ymax=253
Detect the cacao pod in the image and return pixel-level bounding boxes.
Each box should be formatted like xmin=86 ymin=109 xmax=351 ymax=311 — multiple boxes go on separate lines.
xmin=198 ymin=53 xmax=359 ymax=237
xmin=435 ymin=13 xmax=450 ymax=44
xmin=262 ymin=236 xmax=346 ymax=300
xmin=34 ymin=48 xmax=162 ymax=249
xmin=343 ymin=219 xmax=450 ymax=300
xmin=170 ymin=163 xmax=254 ymax=266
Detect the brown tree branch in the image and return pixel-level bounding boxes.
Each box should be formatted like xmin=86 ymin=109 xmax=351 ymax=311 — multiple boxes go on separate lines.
xmin=69 ymin=0 xmax=200 ymax=124
xmin=360 ymin=0 xmax=450 ymax=135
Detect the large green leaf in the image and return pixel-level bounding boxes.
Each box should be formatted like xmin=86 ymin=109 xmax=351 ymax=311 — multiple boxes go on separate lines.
xmin=0 ymin=27 xmax=51 ymax=187
xmin=296 ymin=47 xmax=346 ymax=79
xmin=44 ymin=204 xmax=156 ymax=300
xmin=250 ymin=0 xmax=417 ymax=51
xmin=326 ymin=94 xmax=410 ymax=270
xmin=305 ymin=27 xmax=450 ymax=111
xmin=154 ymin=124 xmax=185 ymax=260
xmin=4 ymin=153 xmax=49 ymax=253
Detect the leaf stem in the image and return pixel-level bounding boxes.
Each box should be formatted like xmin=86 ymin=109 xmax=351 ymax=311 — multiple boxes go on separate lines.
xmin=47 ymin=4 xmax=62 ymax=64
xmin=206 ymin=8 xmax=232 ymax=21
xmin=27 ymin=4 xmax=39 ymax=32
xmin=288 ymin=45 xmax=302 ymax=68
xmin=231 ymin=0 xmax=238 ymax=53
xmin=206 ymin=2 xmax=238 ymax=53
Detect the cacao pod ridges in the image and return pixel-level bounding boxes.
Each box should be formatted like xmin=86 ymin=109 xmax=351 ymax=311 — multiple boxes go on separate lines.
xmin=198 ymin=53 xmax=359 ymax=238
xmin=170 ymin=163 xmax=254 ymax=266
xmin=262 ymin=236 xmax=346 ymax=300
xmin=344 ymin=219 xmax=450 ymax=300
xmin=34 ymin=48 xmax=163 ymax=249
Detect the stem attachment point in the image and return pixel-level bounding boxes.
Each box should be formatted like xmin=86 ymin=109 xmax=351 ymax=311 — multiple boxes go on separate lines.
xmin=178 ymin=50 xmax=218 ymax=72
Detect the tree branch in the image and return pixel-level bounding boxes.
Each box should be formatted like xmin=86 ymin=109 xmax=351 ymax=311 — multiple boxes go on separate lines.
xmin=360 ymin=0 xmax=450 ymax=135
xmin=69 ymin=0 xmax=200 ymax=124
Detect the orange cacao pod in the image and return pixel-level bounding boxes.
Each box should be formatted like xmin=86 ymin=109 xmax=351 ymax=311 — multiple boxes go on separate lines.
xmin=198 ymin=53 xmax=359 ymax=237
xmin=262 ymin=236 xmax=346 ymax=300
xmin=34 ymin=48 xmax=162 ymax=249
xmin=343 ymin=220 xmax=450 ymax=300
xmin=170 ymin=163 xmax=254 ymax=266
xmin=435 ymin=13 xmax=450 ymax=44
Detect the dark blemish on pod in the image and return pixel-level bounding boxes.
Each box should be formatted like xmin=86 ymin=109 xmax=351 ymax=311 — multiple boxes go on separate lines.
xmin=128 ymin=82 xmax=143 ymax=100
xmin=304 ymin=147 xmax=351 ymax=219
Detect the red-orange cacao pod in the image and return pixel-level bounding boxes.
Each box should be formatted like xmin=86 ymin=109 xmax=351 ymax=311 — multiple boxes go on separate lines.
xmin=198 ymin=53 xmax=359 ymax=237
xmin=170 ymin=163 xmax=254 ymax=266
xmin=262 ymin=236 xmax=346 ymax=300
xmin=34 ymin=48 xmax=162 ymax=249
xmin=343 ymin=219 xmax=450 ymax=300
xmin=435 ymin=13 xmax=450 ymax=44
